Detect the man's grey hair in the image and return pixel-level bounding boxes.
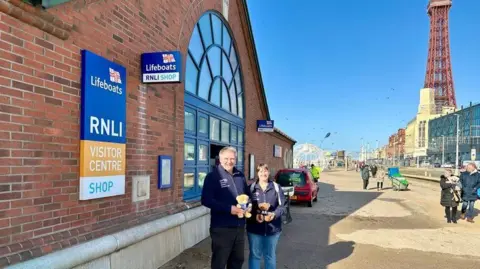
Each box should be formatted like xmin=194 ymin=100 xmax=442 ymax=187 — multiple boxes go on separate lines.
xmin=219 ymin=146 xmax=237 ymax=157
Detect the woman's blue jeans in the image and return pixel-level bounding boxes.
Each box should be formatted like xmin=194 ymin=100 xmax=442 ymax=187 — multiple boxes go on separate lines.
xmin=247 ymin=232 xmax=281 ymax=269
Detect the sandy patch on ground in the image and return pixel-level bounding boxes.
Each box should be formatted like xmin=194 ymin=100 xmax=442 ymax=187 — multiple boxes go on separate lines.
xmin=300 ymin=192 xmax=412 ymax=218
xmin=337 ymin=227 xmax=480 ymax=257
xmin=348 ymin=199 xmax=412 ymax=218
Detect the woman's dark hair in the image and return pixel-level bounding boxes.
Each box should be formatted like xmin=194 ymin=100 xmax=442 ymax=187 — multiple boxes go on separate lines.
xmin=440 ymin=175 xmax=447 ymax=180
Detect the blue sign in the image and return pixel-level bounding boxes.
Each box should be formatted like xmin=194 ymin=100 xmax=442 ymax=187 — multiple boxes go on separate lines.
xmin=257 ymin=120 xmax=274 ymax=132
xmin=141 ymin=51 xmax=182 ymax=83
xmin=80 ymin=50 xmax=127 ymax=144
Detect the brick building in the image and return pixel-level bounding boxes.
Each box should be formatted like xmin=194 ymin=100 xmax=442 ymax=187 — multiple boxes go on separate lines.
xmin=387 ymin=129 xmax=405 ymax=159
xmin=0 ymin=0 xmax=296 ymax=267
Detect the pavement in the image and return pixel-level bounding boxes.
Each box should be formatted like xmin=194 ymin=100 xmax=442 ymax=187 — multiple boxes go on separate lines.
xmin=159 ymin=170 xmax=480 ymax=269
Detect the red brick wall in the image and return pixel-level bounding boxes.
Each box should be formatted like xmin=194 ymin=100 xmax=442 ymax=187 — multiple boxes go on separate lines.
xmin=245 ymin=131 xmax=294 ymax=180
xmin=0 ymin=0 xmax=295 ymax=265
xmin=0 ymin=0 xmax=247 ymax=266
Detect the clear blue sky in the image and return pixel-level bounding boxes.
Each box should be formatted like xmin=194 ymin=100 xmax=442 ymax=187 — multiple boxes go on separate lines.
xmin=247 ymin=0 xmax=480 ymax=154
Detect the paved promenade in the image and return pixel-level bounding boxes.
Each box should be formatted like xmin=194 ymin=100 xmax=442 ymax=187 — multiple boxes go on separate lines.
xmin=159 ymin=170 xmax=480 ymax=269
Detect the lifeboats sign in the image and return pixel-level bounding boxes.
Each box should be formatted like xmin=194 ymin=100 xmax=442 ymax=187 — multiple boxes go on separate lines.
xmin=79 ymin=50 xmax=126 ymax=200
xmin=257 ymin=120 xmax=274 ymax=132
xmin=141 ymin=51 xmax=182 ymax=83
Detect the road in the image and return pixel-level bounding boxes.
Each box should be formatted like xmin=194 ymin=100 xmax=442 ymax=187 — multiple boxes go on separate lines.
xmin=159 ymin=170 xmax=480 ymax=269
xmin=400 ymin=166 xmax=445 ymax=178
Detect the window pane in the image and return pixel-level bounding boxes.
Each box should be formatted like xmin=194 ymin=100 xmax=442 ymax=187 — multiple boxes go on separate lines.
xmin=210 ymin=78 xmax=221 ymax=106
xmin=237 ymin=148 xmax=243 ymax=163
xmin=185 ymin=55 xmax=197 ymax=94
xmin=229 ymin=45 xmax=238 ymax=71
xmin=199 ymin=14 xmax=212 ymax=48
xmin=238 ymin=129 xmax=244 ymax=144
xmin=208 ymin=47 xmax=221 ymax=77
xmin=210 ymin=117 xmax=220 ymax=141
xmin=211 ymin=15 xmax=222 ymax=45
xmin=199 ymin=116 xmax=208 ymax=134
xmin=184 ymin=172 xmax=195 ymax=190
xmin=184 ymin=143 xmax=195 ymax=160
xmin=231 ymin=126 xmax=237 ymax=143
xmin=221 ymin=121 xmax=230 ymax=143
xmin=234 ymin=68 xmax=242 ymax=94
xmin=188 ymin=26 xmax=204 ymax=65
xmin=237 ymin=94 xmax=243 ymax=118
xmin=184 ymin=111 xmax=195 ymax=131
xmin=229 ymin=84 xmax=237 ymax=115
xmin=198 ymin=63 xmax=211 ymax=99
xmin=221 ymin=82 xmax=230 ymax=111
xmin=222 ymin=25 xmax=231 ymax=54
xmin=222 ymin=54 xmax=233 ymax=86
xmin=199 ymin=144 xmax=208 ymax=161
xmin=198 ymin=171 xmax=207 ymax=188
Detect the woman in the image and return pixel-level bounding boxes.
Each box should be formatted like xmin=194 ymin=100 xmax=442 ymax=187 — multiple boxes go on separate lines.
xmin=376 ymin=166 xmax=385 ymax=191
xmin=440 ymin=169 xmax=461 ymax=223
xmin=247 ymin=164 xmax=286 ymax=269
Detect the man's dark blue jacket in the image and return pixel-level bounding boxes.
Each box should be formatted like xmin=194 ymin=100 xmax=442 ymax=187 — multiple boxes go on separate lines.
xmin=201 ymin=165 xmax=249 ymax=228
xmin=246 ymin=180 xmax=286 ymax=236
xmin=460 ymin=170 xmax=480 ymax=201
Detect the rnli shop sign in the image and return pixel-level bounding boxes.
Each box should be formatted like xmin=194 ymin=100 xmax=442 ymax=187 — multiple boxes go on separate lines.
xmin=79 ymin=50 xmax=126 ymax=200
xmin=140 ymin=51 xmax=182 ymax=83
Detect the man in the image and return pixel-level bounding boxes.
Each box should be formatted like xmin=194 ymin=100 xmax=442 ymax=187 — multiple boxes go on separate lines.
xmin=459 ymin=163 xmax=480 ymax=223
xmin=370 ymin=164 xmax=378 ymax=178
xmin=201 ymin=146 xmax=249 ymax=269
xmin=310 ymin=164 xmax=320 ymax=181
xmin=360 ymin=164 xmax=370 ymax=190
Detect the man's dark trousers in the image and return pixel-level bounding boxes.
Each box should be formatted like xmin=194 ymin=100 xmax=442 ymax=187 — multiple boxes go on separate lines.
xmin=363 ymin=179 xmax=369 ymax=190
xmin=210 ymin=227 xmax=245 ymax=269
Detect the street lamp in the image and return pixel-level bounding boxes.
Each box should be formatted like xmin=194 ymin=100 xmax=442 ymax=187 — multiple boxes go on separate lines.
xmin=454 ymin=114 xmax=460 ymax=175
xmin=442 ymin=135 xmax=445 ymax=165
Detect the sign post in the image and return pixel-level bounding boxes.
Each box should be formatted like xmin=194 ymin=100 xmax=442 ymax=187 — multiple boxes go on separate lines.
xmin=140 ymin=51 xmax=182 ymax=84
xmin=79 ymin=50 xmax=127 ymax=200
xmin=257 ymin=120 xmax=274 ymax=132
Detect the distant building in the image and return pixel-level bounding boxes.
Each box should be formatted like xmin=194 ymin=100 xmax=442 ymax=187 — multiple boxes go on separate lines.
xmin=428 ymin=102 xmax=480 ymax=164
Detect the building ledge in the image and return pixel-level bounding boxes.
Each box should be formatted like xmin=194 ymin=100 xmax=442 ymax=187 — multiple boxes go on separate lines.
xmin=0 ymin=0 xmax=71 ymax=40
xmin=6 ymin=206 xmax=210 ymax=269
xmin=274 ymin=127 xmax=296 ymax=144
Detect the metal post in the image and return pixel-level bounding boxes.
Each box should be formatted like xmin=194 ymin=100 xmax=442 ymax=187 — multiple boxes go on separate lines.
xmin=442 ymin=135 xmax=445 ymax=165
xmin=393 ymin=137 xmax=396 ymax=166
xmin=455 ymin=114 xmax=460 ymax=175
xmin=365 ymin=142 xmax=370 ymax=161
xmin=345 ymin=152 xmax=348 ymax=171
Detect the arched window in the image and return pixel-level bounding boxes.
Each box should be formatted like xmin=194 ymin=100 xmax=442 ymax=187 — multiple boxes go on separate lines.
xmin=185 ymin=12 xmax=244 ymax=119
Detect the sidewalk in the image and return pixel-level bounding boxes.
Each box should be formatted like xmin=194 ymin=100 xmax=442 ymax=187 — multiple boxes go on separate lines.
xmin=158 ymin=172 xmax=372 ymax=269
xmin=159 ymin=170 xmax=480 ymax=269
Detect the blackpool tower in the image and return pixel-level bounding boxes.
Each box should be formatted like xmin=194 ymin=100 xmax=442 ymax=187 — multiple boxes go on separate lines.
xmin=424 ymin=0 xmax=457 ymax=111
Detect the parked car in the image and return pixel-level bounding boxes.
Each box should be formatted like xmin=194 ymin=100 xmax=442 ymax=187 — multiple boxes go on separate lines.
xmin=441 ymin=162 xmax=454 ymax=168
xmin=433 ymin=162 xmax=441 ymax=168
xmin=274 ymin=168 xmax=318 ymax=207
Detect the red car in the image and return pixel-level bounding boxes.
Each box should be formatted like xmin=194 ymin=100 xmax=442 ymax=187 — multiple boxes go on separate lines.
xmin=274 ymin=168 xmax=319 ymax=207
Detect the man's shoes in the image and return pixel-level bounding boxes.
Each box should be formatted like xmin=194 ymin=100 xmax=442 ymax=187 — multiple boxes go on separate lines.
xmin=467 ymin=218 xmax=475 ymax=223
xmin=460 ymin=213 xmax=466 ymax=220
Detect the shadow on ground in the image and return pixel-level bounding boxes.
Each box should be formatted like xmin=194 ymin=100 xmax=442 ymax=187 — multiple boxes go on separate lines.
xmin=159 ymin=181 xmax=381 ymax=269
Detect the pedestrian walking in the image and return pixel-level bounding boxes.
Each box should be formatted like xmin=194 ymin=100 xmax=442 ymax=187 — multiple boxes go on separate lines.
xmin=201 ymin=146 xmax=250 ymax=269
xmin=247 ymin=164 xmax=285 ymax=269
xmin=440 ymin=170 xmax=461 ymax=224
xmin=371 ymin=164 xmax=378 ymax=178
xmin=376 ymin=166 xmax=385 ymax=190
xmin=459 ymin=163 xmax=480 ymax=223
xmin=360 ymin=164 xmax=370 ymax=190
